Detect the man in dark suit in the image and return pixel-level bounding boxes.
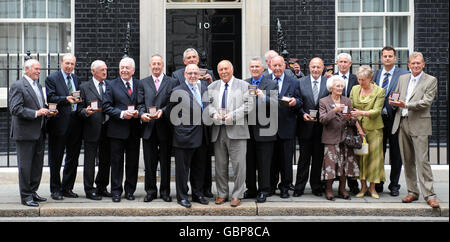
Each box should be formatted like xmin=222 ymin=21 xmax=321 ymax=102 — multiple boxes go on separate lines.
xmin=9 ymin=59 xmax=55 ymax=207
xmin=45 ymin=53 xmax=82 ymax=200
xmin=294 ymin=57 xmax=329 ymax=197
xmin=269 ymin=56 xmax=302 ymax=199
xmin=171 ymin=48 xmax=215 ymax=197
xmin=244 ymin=57 xmax=278 ymax=203
xmin=78 ymin=60 xmax=111 ymax=200
xmin=373 ymin=46 xmax=409 ymax=196
xmin=169 ymin=64 xmax=210 ymax=208
xmin=102 ymin=57 xmax=141 ymax=203
xmin=324 ymin=52 xmax=359 ymax=194
xmin=137 ymin=54 xmax=179 ymax=203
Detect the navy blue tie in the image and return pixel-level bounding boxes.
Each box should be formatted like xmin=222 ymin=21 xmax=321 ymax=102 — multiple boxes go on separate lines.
xmin=382 ymin=73 xmax=390 ymax=95
xmin=221 ymin=83 xmax=228 ymax=109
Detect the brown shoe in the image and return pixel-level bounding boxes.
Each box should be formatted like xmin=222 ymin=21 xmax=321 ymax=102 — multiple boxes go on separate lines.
xmin=215 ymin=197 xmax=228 ymax=205
xmin=402 ymin=195 xmax=419 ymax=203
xmin=230 ymin=198 xmax=241 ymax=207
xmin=427 ymin=199 xmax=440 ymax=208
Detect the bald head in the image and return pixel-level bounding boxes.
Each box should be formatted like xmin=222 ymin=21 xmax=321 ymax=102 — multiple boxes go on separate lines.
xmin=309 ymin=57 xmax=324 ymax=80
xmin=217 ymin=60 xmax=234 ymax=83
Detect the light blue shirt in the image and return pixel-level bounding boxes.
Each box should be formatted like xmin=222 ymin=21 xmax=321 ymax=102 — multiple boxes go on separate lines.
xmin=272 ymin=73 xmax=285 ymax=94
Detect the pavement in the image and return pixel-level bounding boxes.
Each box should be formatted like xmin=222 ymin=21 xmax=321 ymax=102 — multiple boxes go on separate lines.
xmin=0 ymin=165 xmax=448 ymax=220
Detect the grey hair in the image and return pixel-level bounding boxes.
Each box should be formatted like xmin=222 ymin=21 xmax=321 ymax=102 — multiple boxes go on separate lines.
xmin=336 ymin=53 xmax=352 ymax=63
xmin=61 ymin=53 xmax=76 ymax=63
xmin=356 ymin=65 xmax=373 ymax=79
xmin=119 ymin=57 xmax=135 ymax=69
xmin=23 ymin=59 xmax=40 ymax=72
xmin=91 ymin=60 xmax=106 ymax=71
xmin=264 ymin=50 xmax=279 ymax=61
xmin=409 ymin=52 xmax=425 ymax=63
xmin=270 ymin=55 xmax=285 ymax=66
xmin=326 ymin=75 xmax=344 ymax=92
xmin=250 ymin=56 xmax=263 ymax=65
xmin=183 ymin=48 xmax=199 ymax=59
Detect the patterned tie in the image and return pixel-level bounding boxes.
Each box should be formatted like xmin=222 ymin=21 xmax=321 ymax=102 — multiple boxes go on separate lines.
xmin=221 ymin=83 xmax=228 ymax=109
xmin=382 ymin=72 xmax=390 ymax=95
xmin=276 ymin=78 xmax=282 ymax=94
xmin=342 ymin=75 xmax=348 ymax=95
xmin=98 ymin=81 xmax=104 ymax=100
xmin=154 ymin=78 xmax=160 ymax=92
xmin=67 ymin=75 xmax=75 ymax=110
xmin=192 ymin=85 xmax=203 ymax=110
xmin=126 ymin=81 xmax=132 ymax=95
xmin=33 ymin=81 xmax=44 ymax=108
xmin=312 ymin=80 xmax=319 ymax=105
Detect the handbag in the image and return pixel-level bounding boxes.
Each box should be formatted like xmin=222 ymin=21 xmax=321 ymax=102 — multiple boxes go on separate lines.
xmin=353 ymin=120 xmax=369 ymax=156
xmin=343 ymin=125 xmax=362 ymax=149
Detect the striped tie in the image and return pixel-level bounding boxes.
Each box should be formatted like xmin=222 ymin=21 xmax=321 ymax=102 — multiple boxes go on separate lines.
xmin=382 ymin=73 xmax=390 ymax=95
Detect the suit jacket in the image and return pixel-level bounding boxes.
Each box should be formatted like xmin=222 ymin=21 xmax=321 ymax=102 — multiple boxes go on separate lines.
xmin=172 ymin=68 xmax=216 ymax=86
xmin=77 ymin=79 xmax=109 ymax=142
xmin=319 ymin=95 xmax=355 ymax=145
xmin=373 ymin=67 xmax=410 ymax=118
xmin=349 ymin=84 xmax=385 ymax=131
xmin=274 ymin=74 xmax=302 ymax=140
xmin=102 ymin=77 xmax=141 ymax=140
xmin=169 ymin=80 xmax=210 ymax=149
xmin=392 ymin=72 xmax=437 ymax=136
xmin=137 ymin=74 xmax=179 ymax=140
xmin=45 ymin=70 xmax=82 ymax=136
xmin=297 ymin=75 xmax=330 ymax=140
xmin=336 ymin=73 xmax=358 ymax=98
xmin=244 ymin=76 xmax=278 ymax=142
xmin=9 ymin=77 xmax=46 ymax=141
xmin=208 ymin=77 xmax=253 ymax=142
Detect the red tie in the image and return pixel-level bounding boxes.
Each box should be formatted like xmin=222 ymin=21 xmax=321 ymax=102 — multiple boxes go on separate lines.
xmin=126 ymin=82 xmax=132 ymax=95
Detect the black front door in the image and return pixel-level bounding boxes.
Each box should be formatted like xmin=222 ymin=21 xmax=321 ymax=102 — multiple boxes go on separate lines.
xmin=166 ymin=9 xmax=242 ymax=79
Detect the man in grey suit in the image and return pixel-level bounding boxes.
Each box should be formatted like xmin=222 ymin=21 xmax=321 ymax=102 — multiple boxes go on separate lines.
xmin=208 ymin=60 xmax=253 ymax=207
xmin=9 ymin=59 xmax=56 ymax=207
xmin=390 ymin=52 xmax=440 ymax=208
xmin=373 ymin=46 xmax=409 ymax=196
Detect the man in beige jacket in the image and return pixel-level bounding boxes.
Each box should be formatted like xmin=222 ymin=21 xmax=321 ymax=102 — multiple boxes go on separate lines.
xmin=390 ymin=52 xmax=439 ymax=208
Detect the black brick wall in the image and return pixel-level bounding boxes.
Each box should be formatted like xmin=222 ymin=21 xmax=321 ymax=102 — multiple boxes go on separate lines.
xmin=74 ymin=0 xmax=140 ymax=81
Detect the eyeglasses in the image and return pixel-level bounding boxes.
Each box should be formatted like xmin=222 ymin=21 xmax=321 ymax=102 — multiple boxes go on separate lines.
xmin=186 ymin=72 xmax=200 ymax=76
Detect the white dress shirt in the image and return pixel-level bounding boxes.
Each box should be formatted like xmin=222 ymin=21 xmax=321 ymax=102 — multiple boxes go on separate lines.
xmin=218 ymin=76 xmax=235 ymax=110
xmin=402 ymin=71 xmax=424 ymax=117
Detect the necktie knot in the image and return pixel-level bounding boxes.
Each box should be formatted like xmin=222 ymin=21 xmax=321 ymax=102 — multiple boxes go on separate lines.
xmin=342 ymin=75 xmax=347 ymax=79
xmin=126 ymin=81 xmax=132 ymax=95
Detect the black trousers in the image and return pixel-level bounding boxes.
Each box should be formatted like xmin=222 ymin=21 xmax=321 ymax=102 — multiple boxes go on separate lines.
xmin=271 ymin=138 xmax=294 ymax=192
xmin=203 ymin=144 xmax=214 ymax=194
xmin=83 ymin=124 xmax=110 ymax=193
xmin=47 ymin=116 xmax=82 ymax=193
xmin=295 ymin=136 xmax=324 ymax=193
xmin=110 ymin=136 xmax=140 ymax=196
xmin=382 ymin=115 xmax=403 ymax=190
xmin=143 ymin=133 xmax=172 ymax=197
xmin=174 ymin=144 xmax=207 ymax=201
xmin=16 ymin=130 xmax=45 ymax=201
xmin=246 ymin=139 xmax=274 ymax=195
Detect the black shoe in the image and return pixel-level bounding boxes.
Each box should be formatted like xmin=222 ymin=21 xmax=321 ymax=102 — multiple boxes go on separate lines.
xmin=51 ymin=192 xmax=63 ymax=200
xmin=204 ymin=191 xmax=214 ymax=198
xmin=125 ymin=193 xmax=135 ymax=201
xmin=22 ymin=199 xmax=39 ymax=207
xmin=97 ymin=189 xmax=112 ymax=198
xmin=62 ymin=190 xmax=79 ymax=198
xmin=349 ymin=186 xmax=360 ymax=195
xmin=144 ymin=193 xmax=157 ymax=202
xmin=293 ymin=191 xmax=304 ymax=197
xmin=243 ymin=191 xmax=257 ymax=199
xmin=280 ymin=190 xmax=290 ymax=199
xmin=256 ymin=193 xmax=267 ymax=203
xmin=32 ymin=193 xmax=47 ymax=202
xmin=161 ymin=195 xmax=172 ymax=202
xmin=112 ymin=195 xmax=121 ymax=202
xmin=312 ymin=190 xmax=323 ymax=197
xmin=178 ymin=199 xmax=192 ymax=208
xmin=288 ymin=184 xmax=295 ymax=191
xmin=86 ymin=192 xmax=102 ymax=200
xmin=375 ymin=183 xmax=384 ymax=193
xmin=390 ymin=188 xmax=400 ymax=197
xmin=193 ymin=196 xmax=209 ymax=205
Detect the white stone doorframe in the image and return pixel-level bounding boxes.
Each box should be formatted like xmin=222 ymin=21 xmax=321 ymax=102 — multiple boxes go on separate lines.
xmin=139 ymin=0 xmax=270 ymax=80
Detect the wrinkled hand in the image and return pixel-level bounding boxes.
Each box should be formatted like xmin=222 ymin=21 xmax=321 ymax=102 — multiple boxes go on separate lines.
xmin=334 ymin=104 xmax=345 ymax=113
xmin=37 ymin=108 xmax=50 ymax=117
xmin=66 ymin=96 xmax=78 ymax=104
xmin=203 ymin=73 xmax=213 ymax=84
xmin=303 ymin=113 xmax=312 ymax=121
xmin=288 ymin=97 xmax=297 ymax=107
xmin=86 ymin=106 xmax=98 ymax=115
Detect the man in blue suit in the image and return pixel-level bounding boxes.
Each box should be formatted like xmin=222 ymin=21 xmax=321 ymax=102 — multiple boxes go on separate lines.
xmin=45 ymin=53 xmax=83 ymax=200
xmin=373 ymin=46 xmax=409 ymax=196
xmin=102 ymin=57 xmax=141 ymax=202
xmin=269 ymin=56 xmax=302 ymax=199
xmin=294 ymin=57 xmax=329 ymax=197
